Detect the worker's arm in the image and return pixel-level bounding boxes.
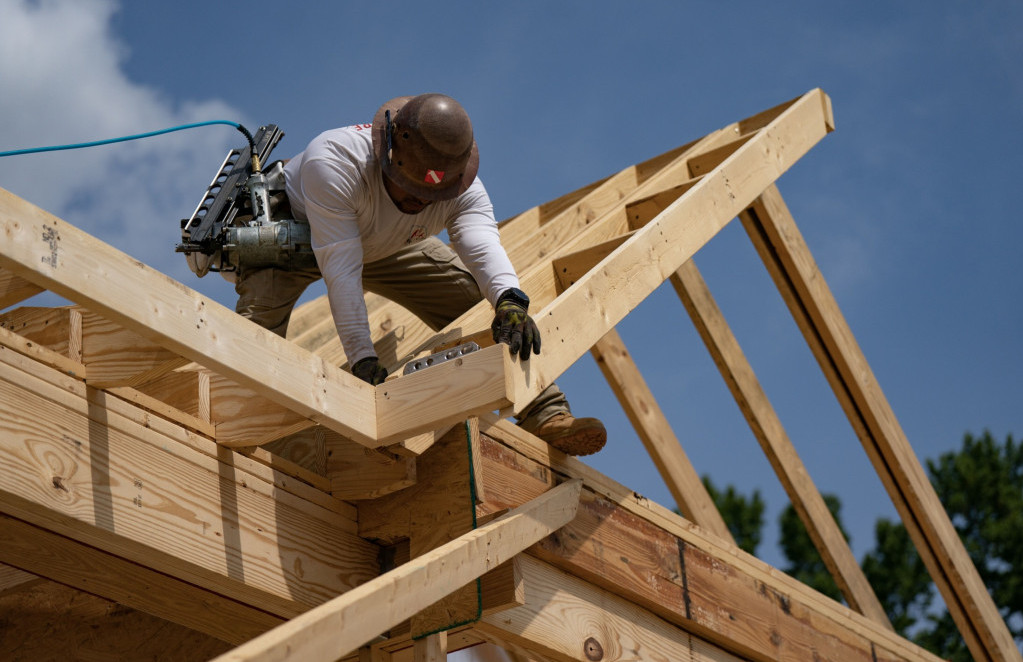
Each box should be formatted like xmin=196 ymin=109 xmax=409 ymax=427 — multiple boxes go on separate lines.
xmin=298 ymin=156 xmax=382 ymax=378
xmin=448 ymin=180 xmax=539 ymax=360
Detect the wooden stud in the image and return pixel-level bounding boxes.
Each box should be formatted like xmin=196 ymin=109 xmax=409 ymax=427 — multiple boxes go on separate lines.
xmin=413 ymin=632 xmax=447 ymax=662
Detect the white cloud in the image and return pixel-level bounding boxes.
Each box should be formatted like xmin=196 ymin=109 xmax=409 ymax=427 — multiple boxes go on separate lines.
xmin=0 ymin=0 xmax=246 ymax=304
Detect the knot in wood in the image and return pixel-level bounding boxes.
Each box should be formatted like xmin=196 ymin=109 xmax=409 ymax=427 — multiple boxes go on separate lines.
xmin=583 ymin=637 xmax=604 ymax=661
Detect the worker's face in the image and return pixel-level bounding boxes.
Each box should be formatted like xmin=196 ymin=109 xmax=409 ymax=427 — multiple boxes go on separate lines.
xmin=382 ymin=172 xmax=432 ymax=215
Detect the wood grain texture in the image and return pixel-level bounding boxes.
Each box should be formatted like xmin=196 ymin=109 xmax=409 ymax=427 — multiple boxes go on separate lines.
xmin=210 ymin=480 xmax=582 ymax=662
xmin=671 ymin=258 xmax=890 ymax=626
xmin=0 ymin=186 xmax=377 ymax=444
xmin=0 ymin=349 xmax=378 ymax=619
xmin=477 ymin=415 xmax=945 ymax=662
xmin=742 ymin=185 xmax=1019 ymax=662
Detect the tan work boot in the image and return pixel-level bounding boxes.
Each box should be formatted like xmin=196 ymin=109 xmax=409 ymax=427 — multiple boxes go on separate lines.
xmin=525 ymin=412 xmax=607 ymax=456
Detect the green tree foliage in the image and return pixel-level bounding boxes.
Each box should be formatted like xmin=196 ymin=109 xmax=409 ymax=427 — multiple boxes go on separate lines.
xmin=867 ymin=430 xmax=1023 ymax=661
xmin=778 ymin=495 xmax=847 ymax=602
xmin=776 ymin=431 xmax=1023 ymax=660
xmin=701 ymin=475 xmax=765 ymax=556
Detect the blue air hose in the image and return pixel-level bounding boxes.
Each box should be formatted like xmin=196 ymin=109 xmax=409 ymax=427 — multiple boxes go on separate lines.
xmin=0 ymin=120 xmax=254 ymax=159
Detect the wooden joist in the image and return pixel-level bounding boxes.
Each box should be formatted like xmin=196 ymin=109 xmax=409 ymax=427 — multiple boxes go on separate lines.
xmin=0 ymin=188 xmax=377 ymax=445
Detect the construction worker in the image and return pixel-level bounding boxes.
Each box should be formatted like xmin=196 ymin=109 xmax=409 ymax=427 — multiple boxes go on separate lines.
xmin=234 ymin=93 xmax=607 ymax=456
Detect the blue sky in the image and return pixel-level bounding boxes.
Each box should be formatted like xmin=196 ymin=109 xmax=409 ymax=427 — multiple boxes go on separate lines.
xmin=1 ymin=0 xmax=1020 ymax=595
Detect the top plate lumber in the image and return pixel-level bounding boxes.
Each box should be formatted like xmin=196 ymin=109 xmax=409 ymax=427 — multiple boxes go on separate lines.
xmin=475 ymin=414 xmax=944 ymax=662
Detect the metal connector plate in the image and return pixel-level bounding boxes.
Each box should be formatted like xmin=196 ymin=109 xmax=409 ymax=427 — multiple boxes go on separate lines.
xmin=402 ymin=342 xmax=480 ymax=376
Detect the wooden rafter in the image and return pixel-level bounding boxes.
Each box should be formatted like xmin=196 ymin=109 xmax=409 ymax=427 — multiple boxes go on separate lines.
xmin=740 ymin=185 xmax=1018 ymax=662
xmin=0 ymin=89 xmax=1015 ymax=662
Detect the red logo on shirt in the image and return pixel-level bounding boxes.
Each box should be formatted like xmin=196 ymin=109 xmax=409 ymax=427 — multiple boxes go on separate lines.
xmin=424 ymin=169 xmax=445 ymax=184
xmin=407 ymin=225 xmax=427 ymax=244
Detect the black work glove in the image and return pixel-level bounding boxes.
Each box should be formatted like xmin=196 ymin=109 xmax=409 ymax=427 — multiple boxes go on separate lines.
xmin=491 ymin=290 xmax=541 ymax=361
xmin=352 ymin=356 xmax=388 ymax=385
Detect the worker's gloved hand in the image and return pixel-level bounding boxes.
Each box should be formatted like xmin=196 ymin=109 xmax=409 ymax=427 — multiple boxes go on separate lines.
xmin=491 ymin=288 xmax=541 ymax=361
xmin=352 ymin=356 xmax=388 ymax=385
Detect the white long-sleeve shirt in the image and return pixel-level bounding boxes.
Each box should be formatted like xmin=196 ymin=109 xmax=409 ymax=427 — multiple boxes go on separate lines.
xmin=283 ymin=123 xmax=520 ymax=364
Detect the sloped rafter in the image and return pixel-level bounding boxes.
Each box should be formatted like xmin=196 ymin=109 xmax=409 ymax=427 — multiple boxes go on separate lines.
xmin=0 ymin=88 xmax=1016 ymax=662
xmin=740 ymin=185 xmax=1019 ymax=662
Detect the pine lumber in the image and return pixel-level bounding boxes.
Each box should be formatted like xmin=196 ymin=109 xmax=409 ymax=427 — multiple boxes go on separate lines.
xmin=0 ymin=563 xmax=41 ymax=596
xmin=505 ymin=89 xmax=836 ymax=415
xmin=741 ymin=185 xmax=1020 ymax=662
xmin=477 ymin=554 xmax=747 ymax=662
xmin=0 ymin=513 xmax=281 ymax=644
xmin=0 ymin=579 xmax=234 ymax=660
xmin=210 ymin=479 xmax=583 ymax=662
xmin=476 ymin=414 xmax=945 ymax=662
xmin=670 ymin=257 xmax=891 ymax=627
xmin=589 ymin=327 xmax=735 ymax=543
xmin=0 ymin=347 xmax=378 ymax=619
xmin=0 ymin=267 xmax=43 ymax=309
xmin=0 ymin=186 xmax=378 ymax=445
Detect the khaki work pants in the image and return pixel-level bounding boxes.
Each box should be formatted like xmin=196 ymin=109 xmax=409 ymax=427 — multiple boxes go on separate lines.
xmin=234 ymin=236 xmax=570 ymax=427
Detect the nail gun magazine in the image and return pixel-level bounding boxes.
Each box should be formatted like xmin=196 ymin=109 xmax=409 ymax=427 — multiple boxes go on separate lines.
xmin=176 ymin=124 xmax=316 ymax=279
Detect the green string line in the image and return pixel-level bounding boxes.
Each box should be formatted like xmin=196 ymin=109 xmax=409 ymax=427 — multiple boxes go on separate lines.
xmin=412 ymin=419 xmax=483 ymax=640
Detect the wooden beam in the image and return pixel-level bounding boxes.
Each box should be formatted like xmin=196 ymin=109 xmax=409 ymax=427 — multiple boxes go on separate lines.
xmin=0 ymin=578 xmax=235 ymax=660
xmin=0 ymin=267 xmax=43 ymax=309
xmin=0 ymin=563 xmax=42 ymax=596
xmin=477 ymin=554 xmax=747 ymax=662
xmin=589 ymin=328 xmax=734 ymax=543
xmin=210 ymin=479 xmax=583 ymax=662
xmin=0 ymin=512 xmax=281 ymax=644
xmin=209 ymin=373 xmax=314 ymax=447
xmin=0 ymin=320 xmax=85 ymax=379
xmin=0 ymin=186 xmax=377 ymax=445
xmin=326 ymin=430 xmax=417 ymax=500
xmin=670 ymin=257 xmax=891 ymax=627
xmin=476 ymin=414 xmax=945 ymax=662
xmin=374 ymin=343 xmax=520 ymax=444
xmin=506 ymin=88 xmax=835 ymax=414
xmin=0 ymin=346 xmax=379 ymax=620
xmin=741 ymin=185 xmax=1019 ymax=662
xmin=0 ymin=305 xmax=82 ymax=360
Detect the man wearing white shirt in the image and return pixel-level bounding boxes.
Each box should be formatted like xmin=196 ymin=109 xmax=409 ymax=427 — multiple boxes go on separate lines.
xmin=235 ymin=93 xmax=606 ymax=456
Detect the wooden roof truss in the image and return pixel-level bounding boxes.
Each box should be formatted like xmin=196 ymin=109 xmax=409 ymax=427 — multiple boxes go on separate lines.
xmin=0 ymin=88 xmax=1017 ymax=662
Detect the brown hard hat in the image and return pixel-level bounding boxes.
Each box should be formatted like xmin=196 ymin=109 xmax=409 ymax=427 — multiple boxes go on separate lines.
xmin=372 ymin=94 xmax=479 ymax=201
